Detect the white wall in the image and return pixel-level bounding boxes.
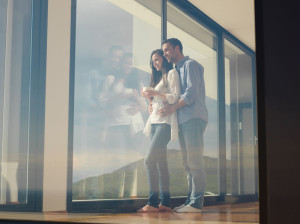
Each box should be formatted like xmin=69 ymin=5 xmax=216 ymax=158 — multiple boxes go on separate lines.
xmin=43 ymin=0 xmax=71 ymax=212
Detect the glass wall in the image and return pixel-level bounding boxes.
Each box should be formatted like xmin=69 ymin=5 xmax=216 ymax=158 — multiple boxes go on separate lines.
xmin=167 ymin=2 xmax=219 ymax=196
xmin=224 ymin=39 xmax=257 ymax=195
xmin=72 ymin=0 xmax=162 ymax=200
xmin=72 ymin=0 xmax=257 ymax=205
xmin=0 ymin=0 xmax=257 ymax=214
xmin=0 ymin=0 xmax=32 ymax=205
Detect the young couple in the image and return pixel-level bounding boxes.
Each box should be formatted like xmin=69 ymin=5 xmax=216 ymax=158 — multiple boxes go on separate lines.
xmin=138 ymin=38 xmax=208 ymax=213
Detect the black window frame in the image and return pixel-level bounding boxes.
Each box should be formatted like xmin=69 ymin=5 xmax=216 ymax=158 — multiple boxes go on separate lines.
xmin=68 ymin=0 xmax=257 ymax=213
xmin=0 ymin=0 xmax=48 ymax=212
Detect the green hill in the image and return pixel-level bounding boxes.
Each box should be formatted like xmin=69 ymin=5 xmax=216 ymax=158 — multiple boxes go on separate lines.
xmin=73 ymin=149 xmax=231 ymax=200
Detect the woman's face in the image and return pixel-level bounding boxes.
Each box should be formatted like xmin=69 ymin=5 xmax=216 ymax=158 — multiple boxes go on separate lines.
xmin=151 ymin=53 xmax=164 ymax=71
xmin=121 ymin=57 xmax=133 ymax=75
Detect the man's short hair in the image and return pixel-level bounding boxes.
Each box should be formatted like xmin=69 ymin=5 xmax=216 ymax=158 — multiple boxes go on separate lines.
xmin=162 ymin=38 xmax=183 ymax=53
xmin=108 ymin=45 xmax=124 ymax=55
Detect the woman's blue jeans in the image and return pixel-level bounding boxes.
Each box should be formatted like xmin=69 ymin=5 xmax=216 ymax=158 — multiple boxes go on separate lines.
xmin=178 ymin=118 xmax=207 ymax=209
xmin=144 ymin=123 xmax=171 ymax=208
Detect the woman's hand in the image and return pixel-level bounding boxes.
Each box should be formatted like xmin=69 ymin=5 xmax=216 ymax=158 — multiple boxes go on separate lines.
xmin=141 ymin=89 xmax=153 ymax=103
xmin=143 ymin=90 xmax=159 ymax=97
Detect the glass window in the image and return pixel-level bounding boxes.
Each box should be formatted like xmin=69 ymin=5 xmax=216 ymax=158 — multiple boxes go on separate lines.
xmin=72 ymin=0 xmax=257 ymax=203
xmin=224 ymin=39 xmax=257 ymax=195
xmin=72 ymin=0 xmax=162 ymax=200
xmin=167 ymin=2 xmax=219 ymax=196
xmin=0 ymin=0 xmax=32 ymax=205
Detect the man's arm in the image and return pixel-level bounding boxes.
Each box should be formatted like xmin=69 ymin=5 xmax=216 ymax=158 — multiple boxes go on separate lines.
xmin=158 ymin=61 xmax=203 ymax=117
xmin=180 ymin=61 xmax=203 ymax=105
xmin=157 ymin=98 xmax=186 ymax=117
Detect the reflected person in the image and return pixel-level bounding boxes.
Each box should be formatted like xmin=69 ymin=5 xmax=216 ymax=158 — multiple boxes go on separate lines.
xmin=120 ymin=53 xmax=147 ymax=122
xmin=99 ymin=53 xmax=146 ymax=151
xmin=87 ymin=45 xmax=124 ymax=109
xmin=119 ymin=53 xmax=148 ymax=150
xmin=159 ymin=38 xmax=208 ymax=213
xmin=86 ymin=45 xmax=124 ymax=143
xmin=138 ymin=49 xmax=180 ymax=212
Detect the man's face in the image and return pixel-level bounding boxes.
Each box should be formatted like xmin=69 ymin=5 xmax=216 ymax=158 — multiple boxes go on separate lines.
xmin=162 ymin=42 xmax=177 ymax=64
xmin=108 ymin=49 xmax=124 ymax=69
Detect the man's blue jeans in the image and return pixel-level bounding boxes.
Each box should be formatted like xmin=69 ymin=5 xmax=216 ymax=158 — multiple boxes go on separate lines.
xmin=178 ymin=118 xmax=207 ymax=209
xmin=144 ymin=123 xmax=171 ymax=208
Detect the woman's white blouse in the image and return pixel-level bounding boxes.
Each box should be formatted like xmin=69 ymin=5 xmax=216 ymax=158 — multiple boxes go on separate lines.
xmin=143 ymin=69 xmax=181 ymax=140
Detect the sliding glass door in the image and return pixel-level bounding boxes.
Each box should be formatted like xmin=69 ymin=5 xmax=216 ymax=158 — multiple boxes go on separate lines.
xmin=0 ymin=0 xmax=32 ymax=206
xmin=224 ymin=38 xmax=258 ymax=195
xmin=70 ymin=0 xmax=258 ymax=211
xmin=166 ymin=1 xmax=219 ymax=196
xmin=72 ymin=0 xmax=162 ymax=201
xmin=0 ymin=0 xmax=47 ymax=211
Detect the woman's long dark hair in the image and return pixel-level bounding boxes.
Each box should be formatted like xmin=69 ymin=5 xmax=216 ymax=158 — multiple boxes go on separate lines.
xmin=149 ymin=49 xmax=173 ymax=88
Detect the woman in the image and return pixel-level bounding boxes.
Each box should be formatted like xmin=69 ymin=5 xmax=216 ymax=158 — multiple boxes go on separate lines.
xmin=138 ymin=49 xmax=180 ymax=212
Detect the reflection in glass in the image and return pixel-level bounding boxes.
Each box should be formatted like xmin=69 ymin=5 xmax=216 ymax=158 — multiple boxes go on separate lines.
xmin=72 ymin=0 xmax=162 ymax=200
xmin=167 ymin=2 xmax=219 ymax=196
xmin=224 ymin=39 xmax=257 ymax=195
xmin=0 ymin=0 xmax=32 ymax=205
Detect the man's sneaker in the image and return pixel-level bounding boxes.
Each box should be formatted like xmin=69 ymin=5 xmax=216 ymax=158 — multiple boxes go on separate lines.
xmin=175 ymin=205 xmax=202 ymax=213
xmin=172 ymin=204 xmax=186 ymax=211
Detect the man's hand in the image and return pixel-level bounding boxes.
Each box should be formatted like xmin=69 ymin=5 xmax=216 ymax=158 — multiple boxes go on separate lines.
xmin=158 ymin=103 xmax=176 ymax=118
xmin=158 ymin=99 xmax=186 ymax=117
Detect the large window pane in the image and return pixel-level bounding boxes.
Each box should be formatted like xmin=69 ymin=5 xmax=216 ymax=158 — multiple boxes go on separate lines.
xmin=72 ymin=0 xmax=161 ymax=200
xmin=0 ymin=0 xmax=32 ymax=205
xmin=224 ymin=39 xmax=257 ymax=195
xmin=167 ymin=2 xmax=219 ymax=196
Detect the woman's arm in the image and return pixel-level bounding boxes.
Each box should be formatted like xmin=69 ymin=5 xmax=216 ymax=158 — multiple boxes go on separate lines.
xmin=143 ymin=89 xmax=167 ymax=100
xmin=141 ymin=70 xmax=180 ymax=103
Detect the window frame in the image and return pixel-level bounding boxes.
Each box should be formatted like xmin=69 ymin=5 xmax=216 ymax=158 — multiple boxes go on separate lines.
xmin=68 ymin=0 xmax=257 ymax=213
xmin=0 ymin=0 xmax=48 ymax=212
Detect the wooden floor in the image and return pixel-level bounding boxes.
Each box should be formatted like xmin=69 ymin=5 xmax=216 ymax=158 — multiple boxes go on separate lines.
xmin=0 ymin=202 xmax=259 ymax=224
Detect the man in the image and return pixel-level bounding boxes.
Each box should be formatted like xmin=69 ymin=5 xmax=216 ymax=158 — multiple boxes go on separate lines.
xmin=159 ymin=38 xmax=208 ymax=213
